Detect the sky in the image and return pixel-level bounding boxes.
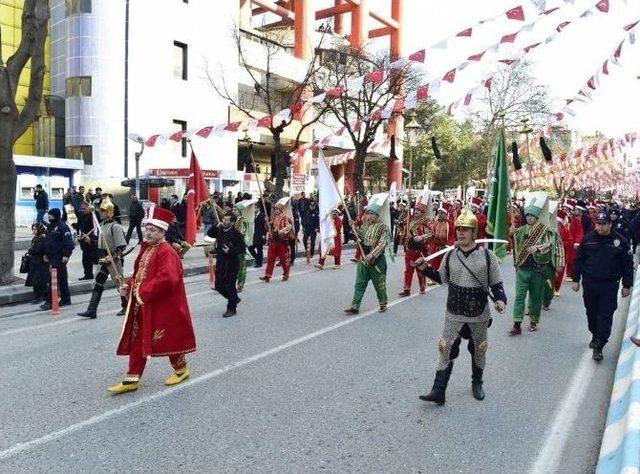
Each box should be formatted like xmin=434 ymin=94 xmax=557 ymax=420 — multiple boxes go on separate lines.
xmin=398 ymin=0 xmax=640 ymax=137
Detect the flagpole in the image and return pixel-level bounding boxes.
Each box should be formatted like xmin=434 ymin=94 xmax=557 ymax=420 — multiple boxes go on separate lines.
xmin=243 ymin=132 xmax=272 ymax=239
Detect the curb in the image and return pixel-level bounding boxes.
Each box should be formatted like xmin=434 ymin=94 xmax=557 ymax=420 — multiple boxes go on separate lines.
xmin=0 ymin=243 xmax=356 ymax=307
xmin=597 ymin=264 xmax=640 ymax=473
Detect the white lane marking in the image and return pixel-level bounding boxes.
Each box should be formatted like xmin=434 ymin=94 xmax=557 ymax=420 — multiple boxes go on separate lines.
xmin=0 ymin=288 xmax=434 ymax=461
xmin=530 ymin=351 xmax=595 ymax=474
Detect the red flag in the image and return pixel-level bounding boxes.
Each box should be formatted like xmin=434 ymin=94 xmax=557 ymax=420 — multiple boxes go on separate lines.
xmin=408 ymin=49 xmax=426 ymax=62
xmin=371 ymin=109 xmax=382 ymax=122
xmin=416 ymin=84 xmax=429 ymax=100
xmin=484 ymin=77 xmax=493 ymax=89
xmin=602 ymin=60 xmax=609 ymax=75
xmin=523 ymin=43 xmax=541 ymax=53
xmin=336 ymin=126 xmax=346 ymax=136
xmin=587 ymin=77 xmax=596 ymax=90
xmin=544 ymin=7 xmax=559 ymax=15
xmin=354 ymin=120 xmax=362 ymax=132
xmin=556 ymin=21 xmax=570 ymax=33
xmin=463 ymin=93 xmax=472 ymax=106
xmin=500 ymin=32 xmax=518 ymax=44
xmin=393 ymin=97 xmax=406 ymax=112
xmin=326 ymin=86 xmax=344 ymax=98
xmin=224 ymin=121 xmax=241 ymax=132
xmin=624 ymin=21 xmax=639 ymax=31
xmin=613 ymin=41 xmax=623 ymax=59
xmin=442 ymin=68 xmax=456 ymax=83
xmin=169 ymin=130 xmax=185 ymax=142
xmin=456 ymin=28 xmax=472 ymax=37
xmin=595 ymin=0 xmax=609 ymax=13
xmin=499 ymin=59 xmax=516 ymax=66
xmin=185 ymin=151 xmax=210 ymax=245
xmin=196 ymin=126 xmax=214 ymax=139
xmin=257 ymin=115 xmax=272 ymax=128
xmin=556 ymin=112 xmax=564 ymax=121
xmin=368 ymin=69 xmax=385 ymax=83
xmin=467 ymin=51 xmax=485 ymax=61
xmin=506 ymin=6 xmax=525 ymax=21
xmin=145 ymin=134 xmax=160 ymax=147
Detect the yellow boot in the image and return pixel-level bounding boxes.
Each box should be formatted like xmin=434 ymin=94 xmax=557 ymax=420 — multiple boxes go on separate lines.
xmin=107 ymin=378 xmax=140 ymax=394
xmin=165 ymin=368 xmax=190 ymax=386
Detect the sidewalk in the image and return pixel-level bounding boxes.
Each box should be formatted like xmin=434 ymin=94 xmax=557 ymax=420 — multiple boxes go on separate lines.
xmin=2 ymin=238 xmax=356 ymax=306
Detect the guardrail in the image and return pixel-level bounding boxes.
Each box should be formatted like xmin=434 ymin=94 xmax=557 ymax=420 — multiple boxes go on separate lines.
xmin=597 ymin=264 xmax=640 ymax=473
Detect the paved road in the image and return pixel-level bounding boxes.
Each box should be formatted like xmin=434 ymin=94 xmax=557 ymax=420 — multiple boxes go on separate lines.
xmin=0 ymin=248 xmax=628 ymax=473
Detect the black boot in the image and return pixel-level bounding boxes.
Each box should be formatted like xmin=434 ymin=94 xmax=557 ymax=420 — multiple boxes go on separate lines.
xmin=419 ymin=362 xmax=453 ymax=405
xmin=592 ymin=346 xmax=603 ymax=362
xmin=471 ymin=362 xmax=485 ymax=401
xmin=77 ymin=287 xmax=103 ymax=319
xmin=589 ymin=336 xmax=597 ymax=349
xmin=116 ymin=297 xmax=127 ymax=316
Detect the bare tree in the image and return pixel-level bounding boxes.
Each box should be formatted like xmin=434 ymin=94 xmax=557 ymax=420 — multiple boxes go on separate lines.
xmin=208 ymin=26 xmax=329 ymax=198
xmin=0 ymin=0 xmax=50 ymax=285
xmin=317 ymin=46 xmax=424 ymax=196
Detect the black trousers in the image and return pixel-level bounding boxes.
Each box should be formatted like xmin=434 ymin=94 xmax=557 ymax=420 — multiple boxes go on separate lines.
xmin=302 ymin=229 xmax=317 ymax=257
xmin=126 ymin=219 xmax=143 ymax=243
xmin=215 ymin=258 xmax=240 ymax=311
xmin=248 ymin=243 xmax=263 ymax=266
xmin=582 ymin=279 xmax=619 ymax=347
xmin=46 ymin=263 xmax=70 ymax=304
xmin=81 ymin=248 xmax=95 ymax=278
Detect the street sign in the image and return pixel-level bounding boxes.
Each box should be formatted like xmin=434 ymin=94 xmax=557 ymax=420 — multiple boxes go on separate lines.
xmin=291 ymin=173 xmax=307 ymax=194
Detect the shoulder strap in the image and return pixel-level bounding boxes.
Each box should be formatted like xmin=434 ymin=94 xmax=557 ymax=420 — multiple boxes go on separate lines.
xmin=485 ymin=247 xmax=491 ymax=284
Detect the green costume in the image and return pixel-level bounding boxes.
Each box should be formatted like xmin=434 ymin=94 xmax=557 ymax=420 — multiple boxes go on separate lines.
xmin=235 ymin=217 xmax=247 ymax=288
xmin=351 ymin=220 xmax=388 ymax=309
xmin=542 ymin=228 xmax=564 ymax=307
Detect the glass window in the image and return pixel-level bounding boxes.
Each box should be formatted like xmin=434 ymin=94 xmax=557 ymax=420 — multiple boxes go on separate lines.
xmin=66 ymin=145 xmax=93 ymax=164
xmin=65 ymin=0 xmax=91 ymax=15
xmin=172 ymin=119 xmax=187 ymax=158
xmin=65 ymin=77 xmax=91 ymax=97
xmin=173 ymin=41 xmax=188 ymax=80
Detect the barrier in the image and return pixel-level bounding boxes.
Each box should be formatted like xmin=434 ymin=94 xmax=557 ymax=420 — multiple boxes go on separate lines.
xmin=596 ymin=269 xmax=640 ymax=473
xmin=50 ymin=267 xmax=60 ymax=316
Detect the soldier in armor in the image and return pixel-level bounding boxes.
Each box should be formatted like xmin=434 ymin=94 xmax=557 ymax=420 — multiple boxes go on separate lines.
xmin=77 ymin=198 xmax=128 ymax=319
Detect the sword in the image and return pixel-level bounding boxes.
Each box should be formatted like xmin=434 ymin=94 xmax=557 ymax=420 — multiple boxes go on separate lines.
xmin=424 ymin=239 xmax=509 ymax=263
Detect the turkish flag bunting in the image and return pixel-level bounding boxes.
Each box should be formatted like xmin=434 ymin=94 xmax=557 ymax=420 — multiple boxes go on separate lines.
xmin=393 ymin=97 xmax=406 ymax=112
xmin=169 ymin=130 xmax=185 ymax=142
xmin=185 ymin=151 xmax=210 ymax=245
xmin=408 ymin=49 xmax=426 ymax=62
xmin=506 ymin=6 xmax=525 ymax=21
xmin=456 ymin=28 xmax=473 ymax=37
xmin=291 ymin=101 xmax=304 ymax=114
xmin=556 ymin=112 xmax=564 ymax=121
xmin=467 ymin=51 xmax=485 ymax=61
xmin=544 ymin=7 xmax=559 ymax=15
xmin=224 ymin=121 xmax=241 ymax=132
xmin=499 ymin=59 xmax=516 ymax=66
xmin=145 ymin=134 xmax=160 ymax=147
xmin=371 ymin=109 xmax=382 ymax=122
xmin=624 ymin=20 xmax=639 ymax=31
xmin=595 ymin=0 xmax=609 ymax=13
xmin=354 ymin=120 xmax=363 ymax=132
xmin=257 ymin=115 xmax=272 ymax=128
xmin=336 ymin=126 xmax=346 ymax=136
xmin=368 ymin=69 xmax=385 ymax=83
xmin=602 ymin=60 xmax=609 ymax=75
xmin=446 ymin=104 xmax=454 ymax=116
xmin=500 ymin=32 xmax=518 ymax=43
xmin=196 ymin=126 xmax=214 ymax=139
xmin=566 ymin=99 xmax=574 ymax=105
xmin=326 ymin=86 xmax=344 ymax=98
xmin=556 ymin=21 xmax=570 ymax=33
xmin=463 ymin=93 xmax=472 ymax=106
xmin=484 ymin=77 xmax=493 ymax=89
xmin=442 ymin=68 xmax=456 ymax=83
xmin=523 ymin=43 xmax=541 ymax=53
xmin=416 ymin=84 xmax=429 ymax=100
xmin=613 ymin=42 xmax=623 ymax=59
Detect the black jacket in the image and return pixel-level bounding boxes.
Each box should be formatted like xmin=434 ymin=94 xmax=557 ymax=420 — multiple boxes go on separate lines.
xmin=44 ymin=220 xmax=75 ymax=266
xmin=34 ymin=190 xmax=49 ymax=210
xmin=573 ymin=230 xmax=634 ymax=288
xmin=301 ymin=207 xmax=319 ymax=232
xmin=253 ymin=211 xmax=267 ymax=246
xmin=207 ymin=225 xmax=246 ymax=279
xmin=129 ymin=201 xmax=145 ymax=221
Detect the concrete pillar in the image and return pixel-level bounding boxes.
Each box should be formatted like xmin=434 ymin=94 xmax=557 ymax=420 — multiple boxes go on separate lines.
xmin=239 ymin=0 xmax=252 ymax=30
xmin=387 ymin=0 xmax=404 ymax=190
xmin=294 ymin=0 xmax=312 ymax=60
xmin=350 ymin=0 xmax=368 ymax=48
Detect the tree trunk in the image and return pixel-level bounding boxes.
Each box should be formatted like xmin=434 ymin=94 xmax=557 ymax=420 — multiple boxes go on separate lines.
xmin=273 ymin=132 xmax=286 ymax=199
xmin=352 ymin=143 xmax=368 ymax=197
xmin=0 ymin=119 xmax=16 ymax=285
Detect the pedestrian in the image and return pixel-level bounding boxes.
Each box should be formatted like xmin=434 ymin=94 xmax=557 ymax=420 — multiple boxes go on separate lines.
xmin=200 ymin=196 xmax=220 ymax=236
xmin=344 ymin=201 xmax=389 ymax=314
xmin=248 ymin=205 xmax=267 ymax=268
xmin=207 ymin=213 xmax=245 ymax=317
xmin=554 ymin=209 xmax=573 ymax=295
xmin=572 ymin=210 xmax=634 ymax=361
xmin=232 ymin=201 xmax=250 ymax=292
xmin=399 ymin=200 xmax=432 ymax=297
xmin=301 ymin=199 xmax=320 ymax=258
xmin=25 ymin=223 xmax=49 ymax=304
xmin=125 ymin=194 xmax=145 ymax=244
xmin=40 ymin=208 xmax=75 ymax=310
xmin=108 ymin=207 xmax=196 ymax=394
xmin=235 ymin=191 xmax=244 ymax=204
xmin=393 ymin=199 xmax=408 ymax=255
xmin=413 ymin=207 xmax=507 ymax=405
xmin=509 ymin=195 xmax=553 ymax=335
xmin=92 ymin=187 xmax=103 ymax=208
xmin=33 ymin=184 xmax=49 ymax=224
xmin=77 ymin=201 xmax=98 ymax=280
xmin=106 ymin=194 xmax=122 ymax=224
xmin=77 ymin=198 xmax=128 ymax=318
xmin=315 ymin=208 xmax=343 ymax=269
xmin=289 ymin=196 xmax=301 ymax=265
xmin=259 ymin=198 xmax=294 ymax=282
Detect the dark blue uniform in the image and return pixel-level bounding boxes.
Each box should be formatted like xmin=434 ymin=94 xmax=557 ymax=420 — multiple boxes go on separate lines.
xmin=573 ymin=230 xmax=634 ymax=349
xmin=44 ymin=218 xmax=75 ymax=305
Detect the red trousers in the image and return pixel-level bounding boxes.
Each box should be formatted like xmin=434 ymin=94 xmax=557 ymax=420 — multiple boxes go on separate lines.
xmin=428 ymin=243 xmax=445 ymax=271
xmin=565 ymin=245 xmax=575 ymax=280
xmin=555 ymin=266 xmax=565 ymax=292
xmin=404 ymin=249 xmax=426 ymax=291
xmin=320 ymin=237 xmax=342 ymax=266
xmin=127 ymin=312 xmax=187 ymax=377
xmin=265 ymin=241 xmax=290 ymax=278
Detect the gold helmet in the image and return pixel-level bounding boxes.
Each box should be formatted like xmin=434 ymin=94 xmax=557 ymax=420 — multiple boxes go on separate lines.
xmin=99 ymin=197 xmax=115 ymax=218
xmin=454 ymin=206 xmax=478 ymax=229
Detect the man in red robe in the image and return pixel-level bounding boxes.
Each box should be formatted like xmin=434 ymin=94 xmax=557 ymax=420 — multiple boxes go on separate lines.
xmin=108 ymin=206 xmax=196 ymax=394
xmin=427 ymin=204 xmax=451 ymax=271
xmin=260 ymin=198 xmax=294 ymax=282
xmin=316 ymin=208 xmax=343 ymax=269
xmin=399 ymin=201 xmax=432 ymax=296
xmin=470 ymin=196 xmax=487 ymax=239
xmin=555 ymin=209 xmax=573 ymax=293
xmin=567 ymin=200 xmax=586 ymax=281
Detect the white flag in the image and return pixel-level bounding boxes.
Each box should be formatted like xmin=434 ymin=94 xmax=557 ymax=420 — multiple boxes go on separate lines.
xmin=317 ymin=150 xmax=343 ymax=258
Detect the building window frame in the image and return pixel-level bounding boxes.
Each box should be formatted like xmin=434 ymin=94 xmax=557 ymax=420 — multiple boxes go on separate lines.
xmin=173 ymin=119 xmax=187 ymax=158
xmin=173 ymin=41 xmax=188 ymax=81
xmin=66 ymin=76 xmax=92 ymax=97
xmin=66 ymin=145 xmax=93 ymax=165
xmin=65 ymin=0 xmax=92 ymax=16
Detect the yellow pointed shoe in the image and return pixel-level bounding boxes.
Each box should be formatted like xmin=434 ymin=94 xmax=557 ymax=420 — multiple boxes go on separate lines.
xmin=107 ymin=381 xmax=140 ymax=394
xmin=165 ymin=368 xmax=190 ymax=386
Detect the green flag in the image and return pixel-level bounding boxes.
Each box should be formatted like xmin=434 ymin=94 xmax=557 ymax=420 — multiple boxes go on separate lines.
xmin=486 ymin=128 xmax=511 ymax=260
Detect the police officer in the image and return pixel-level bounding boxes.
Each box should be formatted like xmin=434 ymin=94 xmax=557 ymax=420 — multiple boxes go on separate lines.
xmin=572 ymin=210 xmax=634 ymax=361
xmin=40 ymin=208 xmax=75 ymax=310
xmin=610 ymin=208 xmax=631 ymax=242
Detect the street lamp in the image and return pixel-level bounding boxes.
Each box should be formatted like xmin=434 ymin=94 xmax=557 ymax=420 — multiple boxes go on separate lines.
xmin=128 ymin=133 xmax=145 ymax=198
xmin=404 ymin=115 xmax=421 ymax=192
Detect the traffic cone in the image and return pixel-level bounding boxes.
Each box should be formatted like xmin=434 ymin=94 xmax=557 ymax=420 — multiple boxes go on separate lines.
xmin=208 ymin=256 xmax=216 ymax=289
xmin=50 ymin=267 xmax=60 ymax=316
